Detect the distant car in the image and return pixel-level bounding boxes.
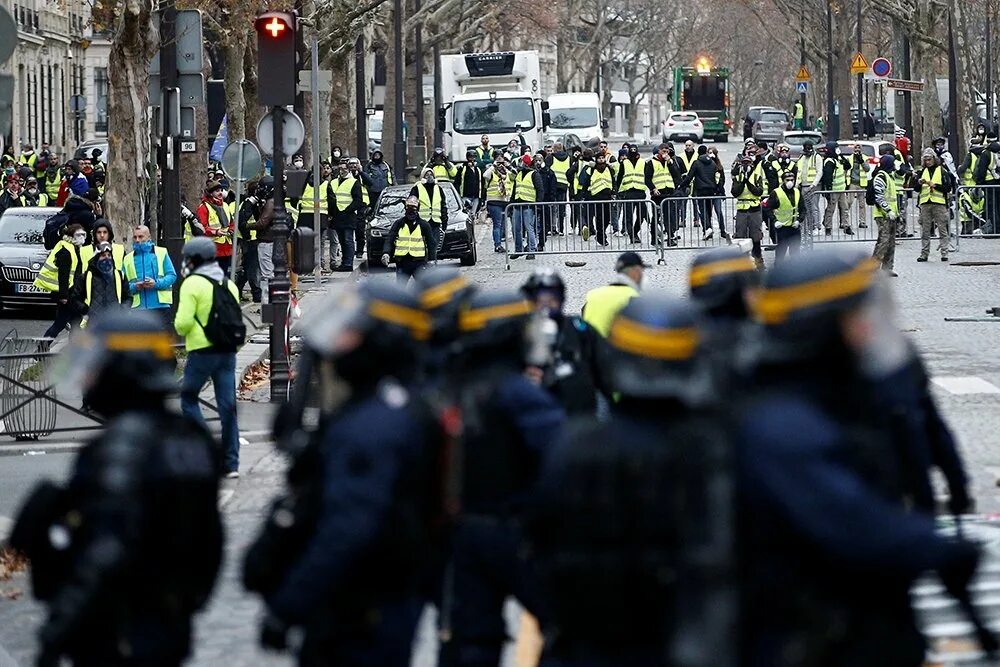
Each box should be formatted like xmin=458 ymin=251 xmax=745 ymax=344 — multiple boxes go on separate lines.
xmin=367 ymin=110 xmax=383 ymax=155
xmin=662 ymin=111 xmax=704 ymax=143
xmin=0 ymin=207 xmax=59 ymax=311
xmin=73 ymin=139 xmax=109 ymax=164
xmin=366 ymin=183 xmax=476 ymax=267
xmin=782 ymin=130 xmax=824 ymax=158
xmin=743 ymin=106 xmax=777 ymax=140
xmin=543 ymin=133 xmax=585 ymax=152
xmin=753 ymin=110 xmax=791 ymax=144
xmin=837 ymin=140 xmax=896 ymax=167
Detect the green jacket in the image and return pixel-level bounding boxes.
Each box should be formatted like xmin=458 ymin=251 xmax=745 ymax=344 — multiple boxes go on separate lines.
xmin=174 ymin=270 xmax=240 ymax=352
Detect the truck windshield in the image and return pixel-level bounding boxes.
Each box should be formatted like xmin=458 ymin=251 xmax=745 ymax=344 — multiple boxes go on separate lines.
xmin=454 ymin=99 xmax=535 ymax=134
xmin=684 ymin=75 xmax=725 ymax=110
xmin=549 ymin=107 xmax=600 ymax=129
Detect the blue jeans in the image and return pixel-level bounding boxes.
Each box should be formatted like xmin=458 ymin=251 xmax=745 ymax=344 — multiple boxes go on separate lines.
xmin=488 ymin=202 xmax=506 ymax=247
xmin=512 ymin=206 xmax=536 ymax=253
xmin=181 ymin=350 xmax=240 ymax=472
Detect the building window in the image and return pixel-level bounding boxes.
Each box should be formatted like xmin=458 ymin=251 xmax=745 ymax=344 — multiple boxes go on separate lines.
xmin=94 ymin=67 xmax=108 ymax=134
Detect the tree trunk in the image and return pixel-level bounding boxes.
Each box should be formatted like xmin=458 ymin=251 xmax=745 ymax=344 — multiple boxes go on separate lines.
xmin=243 ymin=37 xmax=259 ymax=141
xmin=223 ymin=28 xmax=248 ymax=140
xmin=105 ymin=0 xmax=156 ymax=241
xmin=383 ymin=35 xmax=401 ymax=174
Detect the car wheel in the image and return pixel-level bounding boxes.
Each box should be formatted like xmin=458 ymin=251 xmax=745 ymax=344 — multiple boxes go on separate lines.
xmin=367 ymin=235 xmax=381 ymax=267
xmin=460 ymin=242 xmax=476 ymax=266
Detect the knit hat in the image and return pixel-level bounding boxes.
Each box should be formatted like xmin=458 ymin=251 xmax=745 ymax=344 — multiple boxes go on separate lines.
xmin=205 ymin=180 xmax=223 ymax=194
xmin=921 ymin=147 xmax=937 ymax=160
xmin=521 ymin=154 xmax=533 ymax=167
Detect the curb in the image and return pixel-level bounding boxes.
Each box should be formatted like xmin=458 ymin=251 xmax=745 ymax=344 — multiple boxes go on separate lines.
xmin=0 ymin=429 xmax=274 ymax=458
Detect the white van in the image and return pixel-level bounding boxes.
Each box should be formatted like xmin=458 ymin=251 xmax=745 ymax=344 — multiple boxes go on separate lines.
xmin=546 ymin=92 xmax=605 ymax=145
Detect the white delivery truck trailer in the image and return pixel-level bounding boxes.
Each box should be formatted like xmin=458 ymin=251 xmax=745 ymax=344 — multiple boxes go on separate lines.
xmin=437 ymin=51 xmax=549 ymax=161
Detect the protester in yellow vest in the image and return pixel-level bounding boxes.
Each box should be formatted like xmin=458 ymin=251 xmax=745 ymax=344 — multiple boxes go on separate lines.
xmin=409 ymin=168 xmax=450 ymax=260
xmin=382 ymin=196 xmax=434 ymax=284
xmin=37 ymin=224 xmax=86 ymax=341
xmin=582 ymin=251 xmax=646 ymax=336
xmin=70 ymin=241 xmax=130 ymax=328
xmin=424 ymin=148 xmax=457 ymax=183
xmin=195 ymin=181 xmax=235 ymax=273
xmin=915 ymin=148 xmax=952 ymax=262
xmin=763 ymin=171 xmax=806 ymax=264
xmin=80 ymin=221 xmax=126 ymax=270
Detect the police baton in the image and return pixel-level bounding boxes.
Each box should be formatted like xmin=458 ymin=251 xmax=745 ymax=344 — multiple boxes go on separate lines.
xmin=954 ymin=514 xmax=1000 ymax=660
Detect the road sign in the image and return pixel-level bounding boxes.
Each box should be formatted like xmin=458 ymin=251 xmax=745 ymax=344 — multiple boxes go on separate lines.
xmin=886 ymin=78 xmax=925 ymax=92
xmin=297 ymin=69 xmax=333 ymax=93
xmin=69 ymin=95 xmax=87 ymax=113
xmin=149 ymin=10 xmax=205 ymax=76
xmin=795 ymin=65 xmax=811 ymax=82
xmin=871 ymin=57 xmax=892 ymax=78
xmin=256 ymin=110 xmax=306 ymax=156
xmin=850 ymin=52 xmax=869 ymax=75
xmin=0 ymin=6 xmax=16 ymax=64
xmin=796 ymin=81 xmax=808 ymax=94
xmin=221 ymin=140 xmax=263 ymax=181
xmin=148 ymin=73 xmax=206 ymax=106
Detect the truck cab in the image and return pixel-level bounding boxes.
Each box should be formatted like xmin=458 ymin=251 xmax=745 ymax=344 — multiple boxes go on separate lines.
xmin=437 ymin=51 xmax=549 ymax=161
xmin=546 ymin=92 xmax=605 ymax=145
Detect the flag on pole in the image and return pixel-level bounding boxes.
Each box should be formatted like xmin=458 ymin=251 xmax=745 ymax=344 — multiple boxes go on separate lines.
xmin=210 ymin=115 xmax=229 ymax=162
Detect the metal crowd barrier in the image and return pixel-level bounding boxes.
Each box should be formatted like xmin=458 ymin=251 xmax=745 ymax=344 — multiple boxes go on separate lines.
xmin=954 ymin=184 xmax=1000 ymax=241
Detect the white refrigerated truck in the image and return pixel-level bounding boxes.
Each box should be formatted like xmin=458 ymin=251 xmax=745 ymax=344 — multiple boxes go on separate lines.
xmin=436 ymin=51 xmax=549 ymax=161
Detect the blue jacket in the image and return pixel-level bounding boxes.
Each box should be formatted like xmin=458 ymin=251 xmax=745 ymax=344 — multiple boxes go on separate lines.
xmin=127 ymin=245 xmax=177 ymax=310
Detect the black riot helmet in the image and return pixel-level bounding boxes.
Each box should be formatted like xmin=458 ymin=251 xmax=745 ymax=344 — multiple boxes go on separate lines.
xmin=688 ymin=247 xmax=759 ymax=320
xmin=603 ymin=294 xmax=713 ymax=405
xmin=457 ymin=290 xmax=535 ymax=367
xmin=50 ymin=309 xmax=178 ymax=418
xmin=748 ymin=249 xmax=879 ymax=365
xmin=521 ymin=267 xmax=566 ymax=302
xmin=414 ymin=267 xmax=476 ymax=345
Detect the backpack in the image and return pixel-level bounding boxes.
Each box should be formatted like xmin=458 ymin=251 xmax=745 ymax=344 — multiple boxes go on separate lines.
xmin=193 ymin=275 xmax=246 ymax=351
xmin=43 ymin=211 xmax=70 ymax=250
xmin=865 ymin=169 xmax=879 ymax=206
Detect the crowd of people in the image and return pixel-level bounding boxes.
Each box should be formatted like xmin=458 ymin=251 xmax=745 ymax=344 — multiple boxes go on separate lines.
xmin=11 ymin=243 xmax=985 ymax=667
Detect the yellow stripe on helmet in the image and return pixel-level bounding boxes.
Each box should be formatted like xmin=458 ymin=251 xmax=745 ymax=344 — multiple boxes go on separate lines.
xmin=458 ymin=300 xmax=533 ymax=332
xmin=689 ymin=256 xmax=756 ymax=289
xmin=607 ymin=318 xmax=699 ymax=361
xmin=753 ymin=258 xmax=878 ymax=325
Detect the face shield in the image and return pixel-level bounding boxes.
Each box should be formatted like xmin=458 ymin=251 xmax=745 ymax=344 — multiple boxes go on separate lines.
xmin=841 ymin=275 xmax=913 ymax=379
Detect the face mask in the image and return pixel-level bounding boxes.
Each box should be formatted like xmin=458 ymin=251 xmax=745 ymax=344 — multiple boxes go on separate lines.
xmin=72 ymin=233 xmax=87 ymax=246
xmin=3 ymin=168 xmax=12 ymax=176
xmin=97 ymin=257 xmax=114 ymax=273
xmin=293 ymin=160 xmax=304 ymax=168
xmin=405 ymin=208 xmax=417 ymax=219
xmin=784 ymin=180 xmax=796 ymax=189
xmin=27 ymin=187 xmax=38 ymax=195
xmin=424 ymin=175 xmax=435 ymax=184
xmin=133 ymin=240 xmax=153 ymax=252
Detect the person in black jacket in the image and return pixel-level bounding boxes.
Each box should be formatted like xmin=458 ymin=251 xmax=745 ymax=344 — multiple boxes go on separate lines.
xmin=62 ymin=191 xmax=99 ymax=238
xmin=454 ymin=151 xmax=485 ymax=215
xmin=328 ymin=161 xmax=364 ymax=271
xmin=644 ymin=144 xmax=683 ymax=246
xmin=70 ymin=242 xmax=130 ymax=327
xmin=382 ymin=196 xmax=434 ymax=283
xmin=679 ymin=145 xmax=726 ymax=241
xmin=535 ymin=153 xmax=559 ymax=246
xmin=40 ymin=224 xmax=87 ymax=342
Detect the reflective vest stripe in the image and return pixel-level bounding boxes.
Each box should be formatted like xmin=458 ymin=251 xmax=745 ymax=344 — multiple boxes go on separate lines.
xmin=964 ymin=154 xmax=979 ymax=187
xmin=651 ymin=160 xmax=674 ymax=190
xmin=205 ymin=205 xmax=230 ymax=245
xmin=34 ymin=240 xmax=78 ymax=292
xmin=124 ymin=246 xmax=174 ymax=307
xmin=773 ymin=188 xmax=800 ymax=228
xmin=551 ymin=157 xmax=571 ymax=186
xmin=620 ymin=158 xmax=647 ymax=192
xmin=298 ymin=184 xmax=328 ymax=215
xmin=919 ymin=166 xmax=947 ymax=205
xmin=736 ymin=169 xmax=763 ymax=211
xmin=395 ymin=223 xmax=426 ymax=258
xmin=417 ymin=185 xmax=443 ymax=224
xmin=514 ymin=171 xmax=536 ymax=202
xmin=486 ymin=173 xmax=508 ymax=201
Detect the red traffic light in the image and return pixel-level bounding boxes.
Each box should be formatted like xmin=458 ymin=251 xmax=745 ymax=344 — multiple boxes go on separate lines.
xmin=255 ymin=11 xmax=294 ymax=39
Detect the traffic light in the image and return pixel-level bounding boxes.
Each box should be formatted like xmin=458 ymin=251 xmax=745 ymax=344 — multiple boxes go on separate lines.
xmin=255 ymin=11 xmax=296 ymax=107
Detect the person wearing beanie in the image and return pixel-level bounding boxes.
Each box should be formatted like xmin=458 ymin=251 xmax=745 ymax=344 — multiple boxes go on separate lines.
xmin=914 ymin=147 xmax=953 ymax=262
xmin=509 ymin=153 xmax=544 ymax=258
xmin=870 ymin=153 xmax=900 ymax=275
xmin=195 ymin=180 xmax=236 ymax=273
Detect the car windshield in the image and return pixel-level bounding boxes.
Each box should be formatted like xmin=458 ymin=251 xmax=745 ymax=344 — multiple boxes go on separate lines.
xmin=454 ymin=98 xmax=535 ymax=134
xmin=549 ymin=107 xmax=600 ymax=129
xmin=0 ymin=210 xmax=46 ymax=244
xmin=671 ymin=113 xmax=697 ymax=122
xmin=784 ymin=134 xmax=820 ymax=146
xmin=376 ymin=187 xmax=461 ymax=220
xmin=760 ymin=112 xmax=788 ymax=123
xmin=369 ymin=116 xmax=383 ymax=132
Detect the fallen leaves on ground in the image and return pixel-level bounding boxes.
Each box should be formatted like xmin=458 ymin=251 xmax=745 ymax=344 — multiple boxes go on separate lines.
xmin=238 ymin=359 xmax=270 ymax=399
xmin=0 ymin=547 xmax=28 ymax=581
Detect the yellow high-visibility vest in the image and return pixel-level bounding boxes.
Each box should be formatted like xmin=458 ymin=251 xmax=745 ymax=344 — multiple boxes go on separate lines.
xmin=395 ymin=223 xmax=426 ymax=258
xmin=619 ymin=158 xmax=647 ymax=192
xmin=205 ymin=204 xmax=231 ymax=245
xmin=650 ymin=159 xmax=674 ymax=190
xmin=80 ymin=243 xmax=125 ymax=271
xmin=824 ymin=157 xmax=848 ymax=191
xmin=918 ymin=166 xmax=947 ymax=205
xmin=589 ymin=168 xmax=614 ymax=197
xmin=34 ymin=240 xmax=79 ymax=292
xmin=514 ymin=171 xmax=536 ymax=203
xmin=773 ymin=187 xmax=800 ymax=228
xmin=83 ymin=270 xmax=124 ymax=306
xmin=298 ymin=183 xmax=328 ymax=215
xmin=417 ymin=184 xmax=444 ymax=224
xmin=582 ymin=283 xmax=639 ymax=337
xmin=333 ymin=176 xmax=357 ymax=212
xmin=873 ymin=171 xmax=898 ymax=219
xmin=551 ymin=157 xmax=571 ymax=187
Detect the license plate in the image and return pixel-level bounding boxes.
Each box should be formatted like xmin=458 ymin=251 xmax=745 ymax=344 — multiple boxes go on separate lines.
xmin=16 ymin=283 xmax=45 ymax=294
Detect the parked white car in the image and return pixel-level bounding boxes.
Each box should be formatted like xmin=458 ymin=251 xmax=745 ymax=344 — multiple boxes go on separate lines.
xmin=662 ymin=111 xmax=704 ymax=143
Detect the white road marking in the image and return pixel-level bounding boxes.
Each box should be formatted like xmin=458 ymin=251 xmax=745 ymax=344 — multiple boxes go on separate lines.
xmin=217 ymin=489 xmax=235 ymax=509
xmin=931 ymin=376 xmax=1000 ymax=395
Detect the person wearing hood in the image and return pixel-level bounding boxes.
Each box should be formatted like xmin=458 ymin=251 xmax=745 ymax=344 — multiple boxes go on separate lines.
xmin=125 ymin=224 xmax=177 ymax=319
xmin=425 ymin=147 xmax=458 ymax=183
xmin=61 ymin=189 xmax=99 ymax=236
xmin=915 ymin=147 xmax=953 ymax=263
xmin=645 ymin=144 xmax=684 ymax=245
xmin=679 ymin=145 xmax=726 ymax=242
xmin=175 ymin=237 xmax=242 ymax=478
xmin=382 ymin=195 xmax=434 ymax=283
xmin=0 ymin=174 xmax=24 ymax=217
xmin=545 ymin=142 xmax=573 ymax=235
xmin=70 ymin=241 xmax=130 ymax=328
xmin=731 ymin=148 xmax=766 ymax=267
xmin=408 ymin=167 xmax=449 ymax=261
xmin=932 ymin=136 xmax=958 ymax=180
xmin=195 ymin=181 xmax=235 ymax=273
xmin=21 ymin=176 xmax=49 ymax=207
xmin=17 ymin=143 xmax=37 ymax=171
xmin=36 ymin=224 xmax=87 ymax=341
xmin=364 ymin=150 xmax=394 ymax=203
xmin=329 ymin=160 xmax=365 ymax=271
xmin=958 ymin=140 xmax=984 ymax=188
xmin=581 ymin=251 xmax=646 ymax=337
xmin=80 ymin=220 xmax=125 ymax=270
xmin=454 ymin=151 xmax=485 ymax=217
xmin=820 ymin=141 xmax=854 ymax=236
xmin=615 ymin=144 xmax=649 ymax=244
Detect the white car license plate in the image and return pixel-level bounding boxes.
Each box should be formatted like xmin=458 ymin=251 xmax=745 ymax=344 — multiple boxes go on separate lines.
xmin=16 ymin=283 xmax=45 ymax=294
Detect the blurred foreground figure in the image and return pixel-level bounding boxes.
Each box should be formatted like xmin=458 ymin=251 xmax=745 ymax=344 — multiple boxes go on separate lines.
xmin=11 ymin=311 xmax=223 ymax=667
xmin=526 ymin=295 xmax=736 ymax=667
xmin=738 ymin=250 xmax=981 ymax=666
xmin=244 ymin=282 xmax=444 ymax=666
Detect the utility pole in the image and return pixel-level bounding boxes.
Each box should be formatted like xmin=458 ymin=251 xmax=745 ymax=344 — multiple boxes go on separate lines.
xmin=413 ymin=0 xmax=426 ymax=163
xmin=393 ymin=0 xmax=406 ymax=177
xmin=827 ymin=0 xmax=837 ymax=141
xmin=988 ymin=2 xmax=994 ymax=130
xmin=355 ymin=35 xmax=366 ymax=159
xmin=856 ymin=0 xmax=863 ymax=139
xmin=800 ymin=5 xmax=807 ymax=121
xmin=159 ymin=0 xmax=182 ymax=284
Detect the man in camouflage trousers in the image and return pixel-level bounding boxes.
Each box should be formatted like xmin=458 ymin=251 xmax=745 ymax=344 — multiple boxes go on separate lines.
xmin=871 ymin=154 xmax=900 ymax=276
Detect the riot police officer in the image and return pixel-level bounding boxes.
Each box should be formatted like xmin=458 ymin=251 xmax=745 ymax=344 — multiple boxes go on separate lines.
xmin=436 ymin=290 xmax=565 ymax=667
xmin=738 ymin=250 xmax=983 ymax=665
xmin=246 ymin=282 xmax=443 ymax=666
xmin=526 ymin=294 xmax=736 ymax=667
xmin=521 ymin=267 xmax=602 ymax=416
xmin=11 ymin=310 xmax=223 ymax=667
xmin=413 ymin=266 xmax=476 ymax=380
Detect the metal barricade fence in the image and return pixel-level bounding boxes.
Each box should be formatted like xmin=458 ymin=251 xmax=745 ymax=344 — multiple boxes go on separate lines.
xmin=0 ymin=334 xmax=57 ymax=439
xmin=502 ymin=199 xmax=663 ymax=269
xmin=955 ymin=184 xmax=1000 ymax=241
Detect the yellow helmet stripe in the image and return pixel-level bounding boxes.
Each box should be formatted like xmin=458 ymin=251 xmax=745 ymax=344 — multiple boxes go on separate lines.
xmin=419 ymin=275 xmax=469 ymax=310
xmin=104 ymin=332 xmax=176 ymax=359
xmin=459 ymin=300 xmax=533 ymax=331
xmin=689 ymin=256 xmax=756 ymax=288
xmin=753 ymin=258 xmax=878 ymax=325
xmin=607 ymin=319 xmax=699 ymax=361
xmin=369 ymin=299 xmax=432 ymax=341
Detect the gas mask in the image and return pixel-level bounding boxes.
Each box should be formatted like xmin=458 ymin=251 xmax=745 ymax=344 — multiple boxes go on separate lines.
xmin=423 ymin=173 xmax=435 ymax=184
xmin=524 ymin=311 xmax=559 ymax=368
xmin=72 ymin=231 xmax=87 ymax=246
